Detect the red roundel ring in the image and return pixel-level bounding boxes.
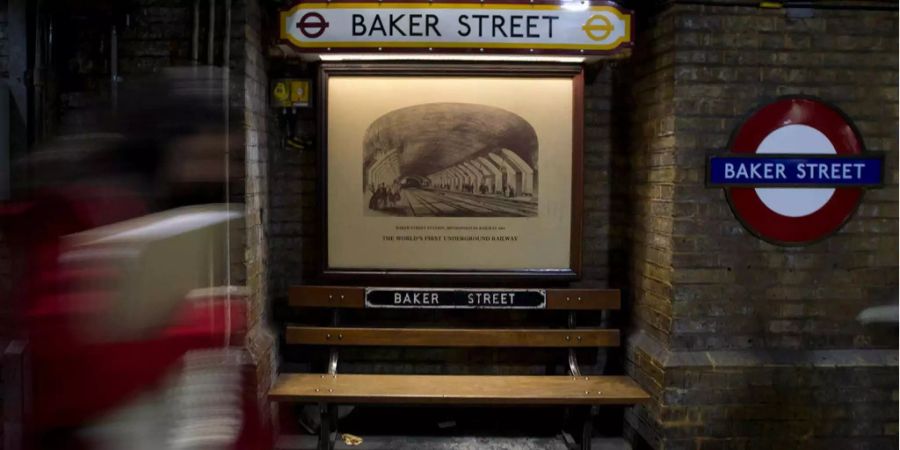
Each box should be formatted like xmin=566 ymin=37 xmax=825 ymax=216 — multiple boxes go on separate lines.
xmin=726 ymin=97 xmax=865 ymax=245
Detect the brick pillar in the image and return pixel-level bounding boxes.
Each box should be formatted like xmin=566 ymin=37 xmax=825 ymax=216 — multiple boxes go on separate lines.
xmin=617 ymin=7 xmax=679 ymax=448
xmin=232 ymin=0 xmax=278 ymax=411
xmin=623 ymin=4 xmax=898 ymax=449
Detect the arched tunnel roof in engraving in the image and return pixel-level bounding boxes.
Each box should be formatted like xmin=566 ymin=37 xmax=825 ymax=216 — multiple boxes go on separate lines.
xmin=362 ymin=103 xmax=538 ymax=178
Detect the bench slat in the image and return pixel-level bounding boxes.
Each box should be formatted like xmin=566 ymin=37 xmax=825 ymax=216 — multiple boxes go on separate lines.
xmin=545 ymin=289 xmax=619 ymax=310
xmin=286 ymin=327 xmax=619 ymax=347
xmin=289 ymin=286 xmax=620 ymax=310
xmin=289 ymin=286 xmax=364 ymax=308
xmin=270 ymin=374 xmax=650 ymax=405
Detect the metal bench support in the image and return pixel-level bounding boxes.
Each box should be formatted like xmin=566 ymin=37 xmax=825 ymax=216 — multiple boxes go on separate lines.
xmin=317 ymin=311 xmax=341 ymax=450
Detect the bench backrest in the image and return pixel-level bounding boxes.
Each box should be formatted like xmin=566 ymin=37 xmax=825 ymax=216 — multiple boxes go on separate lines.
xmin=287 ymin=286 xmax=620 ymax=350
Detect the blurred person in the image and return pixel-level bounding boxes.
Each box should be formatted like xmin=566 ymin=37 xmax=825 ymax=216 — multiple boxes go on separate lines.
xmin=1 ymin=67 xmax=270 ymax=450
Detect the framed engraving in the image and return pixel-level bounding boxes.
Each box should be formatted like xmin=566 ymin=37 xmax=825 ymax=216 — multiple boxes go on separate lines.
xmin=320 ymin=63 xmax=584 ymax=282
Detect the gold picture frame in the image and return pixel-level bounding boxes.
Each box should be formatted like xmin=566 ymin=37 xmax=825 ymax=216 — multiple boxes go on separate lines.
xmin=319 ymin=62 xmax=584 ymax=282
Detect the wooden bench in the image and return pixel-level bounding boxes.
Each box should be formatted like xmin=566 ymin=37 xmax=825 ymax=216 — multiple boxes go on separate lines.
xmin=271 ymin=286 xmax=649 ymax=450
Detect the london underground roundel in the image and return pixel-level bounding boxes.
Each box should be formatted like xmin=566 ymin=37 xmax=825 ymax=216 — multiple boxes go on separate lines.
xmin=707 ymin=97 xmax=885 ymax=245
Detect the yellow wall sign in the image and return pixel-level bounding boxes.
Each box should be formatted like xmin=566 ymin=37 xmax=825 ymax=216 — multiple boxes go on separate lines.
xmin=272 ymin=79 xmax=311 ymax=108
xmin=279 ymin=1 xmax=633 ymax=56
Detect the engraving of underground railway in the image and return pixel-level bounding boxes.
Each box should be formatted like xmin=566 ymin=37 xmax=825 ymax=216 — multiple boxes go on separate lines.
xmin=362 ymin=103 xmax=539 ymax=217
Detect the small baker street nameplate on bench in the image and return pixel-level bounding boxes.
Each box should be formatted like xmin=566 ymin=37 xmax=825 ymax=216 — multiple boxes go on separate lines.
xmin=365 ymin=288 xmax=546 ymax=309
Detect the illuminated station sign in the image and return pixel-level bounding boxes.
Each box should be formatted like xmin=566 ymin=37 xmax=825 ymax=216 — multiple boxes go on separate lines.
xmin=280 ymin=1 xmax=634 ymax=55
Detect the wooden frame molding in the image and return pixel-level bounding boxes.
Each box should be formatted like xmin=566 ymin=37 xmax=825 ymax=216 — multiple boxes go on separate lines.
xmin=317 ymin=62 xmax=585 ymax=283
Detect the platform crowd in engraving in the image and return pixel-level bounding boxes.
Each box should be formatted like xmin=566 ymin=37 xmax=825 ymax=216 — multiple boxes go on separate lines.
xmin=362 ymin=103 xmax=539 ymax=217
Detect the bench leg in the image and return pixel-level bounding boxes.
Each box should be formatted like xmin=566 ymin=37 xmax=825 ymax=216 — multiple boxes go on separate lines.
xmin=317 ymin=403 xmax=337 ymax=450
xmin=580 ymin=406 xmax=599 ymax=450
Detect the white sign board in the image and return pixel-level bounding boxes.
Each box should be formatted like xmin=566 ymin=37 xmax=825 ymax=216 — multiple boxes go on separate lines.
xmin=280 ymin=2 xmax=633 ymax=55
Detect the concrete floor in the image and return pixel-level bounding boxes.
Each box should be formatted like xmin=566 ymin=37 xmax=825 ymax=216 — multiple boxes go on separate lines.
xmin=278 ymin=404 xmax=631 ymax=450
xmin=277 ymin=435 xmax=631 ymax=450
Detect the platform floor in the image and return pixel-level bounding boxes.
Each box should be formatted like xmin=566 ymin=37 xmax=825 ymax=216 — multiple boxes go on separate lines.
xmin=277 ymin=435 xmax=631 ymax=450
xmin=277 ymin=402 xmax=630 ymax=449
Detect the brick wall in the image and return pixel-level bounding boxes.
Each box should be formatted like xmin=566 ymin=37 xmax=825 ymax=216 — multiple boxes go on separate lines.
xmin=54 ymin=0 xmax=195 ymax=135
xmin=268 ymin=104 xmax=318 ymax=296
xmin=119 ymin=0 xmax=193 ymax=74
xmin=624 ymin=4 xmax=898 ymax=449
xmin=670 ymin=5 xmax=897 ymax=353
xmin=578 ymin=65 xmax=616 ymax=287
xmin=234 ymin=0 xmax=278 ymax=405
xmin=617 ymin=7 xmax=679 ymax=446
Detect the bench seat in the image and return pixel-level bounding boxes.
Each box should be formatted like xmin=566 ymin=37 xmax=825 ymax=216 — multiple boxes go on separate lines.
xmin=271 ymin=374 xmax=650 ymax=406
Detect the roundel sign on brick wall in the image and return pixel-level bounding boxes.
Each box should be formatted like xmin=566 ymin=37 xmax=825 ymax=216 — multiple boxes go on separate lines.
xmin=707 ymin=97 xmax=885 ymax=245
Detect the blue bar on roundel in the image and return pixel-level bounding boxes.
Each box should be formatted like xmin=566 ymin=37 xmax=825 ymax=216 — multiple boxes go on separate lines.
xmin=707 ymin=155 xmax=884 ymax=187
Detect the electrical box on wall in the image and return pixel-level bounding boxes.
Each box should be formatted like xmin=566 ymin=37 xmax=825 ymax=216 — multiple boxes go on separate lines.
xmin=272 ymin=79 xmax=312 ymax=108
